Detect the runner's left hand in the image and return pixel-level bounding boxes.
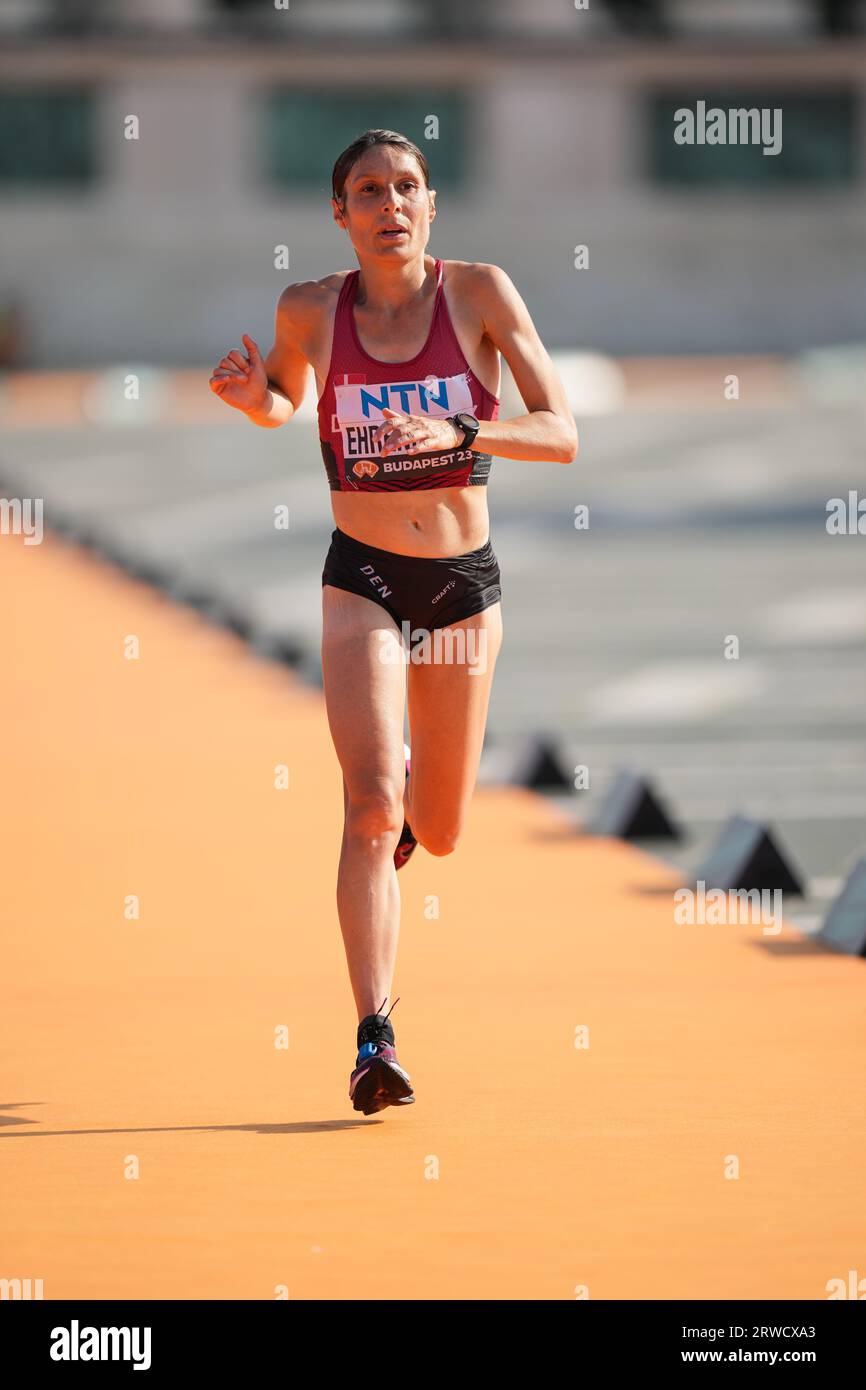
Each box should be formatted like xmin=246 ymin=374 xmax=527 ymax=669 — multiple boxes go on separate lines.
xmin=373 ymin=407 xmax=462 ymax=456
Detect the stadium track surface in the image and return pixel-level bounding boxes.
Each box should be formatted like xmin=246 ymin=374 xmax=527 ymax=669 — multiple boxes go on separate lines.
xmin=2 ymin=530 xmax=864 ymax=1300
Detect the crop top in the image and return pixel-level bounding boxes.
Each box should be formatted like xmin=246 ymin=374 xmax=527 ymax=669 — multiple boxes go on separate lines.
xmin=317 ymin=257 xmax=499 ymax=491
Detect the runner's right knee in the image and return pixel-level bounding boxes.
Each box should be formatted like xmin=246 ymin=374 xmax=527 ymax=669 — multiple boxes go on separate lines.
xmin=344 ymin=787 xmax=404 ymax=848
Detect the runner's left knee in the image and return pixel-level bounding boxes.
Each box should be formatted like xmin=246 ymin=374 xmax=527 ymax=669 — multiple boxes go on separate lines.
xmin=413 ymin=821 xmax=461 ymax=857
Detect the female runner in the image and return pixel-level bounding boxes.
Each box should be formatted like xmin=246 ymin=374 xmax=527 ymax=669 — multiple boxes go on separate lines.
xmin=209 ymin=129 xmax=577 ymax=1115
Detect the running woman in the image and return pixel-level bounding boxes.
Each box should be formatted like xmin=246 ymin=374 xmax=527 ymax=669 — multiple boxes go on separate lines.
xmin=209 ymin=129 xmax=578 ymax=1115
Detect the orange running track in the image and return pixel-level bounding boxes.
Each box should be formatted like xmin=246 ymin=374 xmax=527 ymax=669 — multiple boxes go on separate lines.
xmin=2 ymin=531 xmax=864 ymax=1301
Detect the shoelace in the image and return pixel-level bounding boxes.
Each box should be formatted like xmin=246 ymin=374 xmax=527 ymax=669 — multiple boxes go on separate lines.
xmin=357 ymin=996 xmax=401 ymax=1055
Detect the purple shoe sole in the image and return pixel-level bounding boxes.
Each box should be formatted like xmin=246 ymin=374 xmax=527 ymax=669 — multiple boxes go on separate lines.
xmin=350 ymin=1052 xmax=415 ymax=1116
xmin=395 ymin=747 xmax=417 ymax=870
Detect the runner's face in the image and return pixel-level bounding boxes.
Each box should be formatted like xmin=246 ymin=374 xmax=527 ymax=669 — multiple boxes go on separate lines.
xmin=333 ymin=147 xmax=434 ymax=258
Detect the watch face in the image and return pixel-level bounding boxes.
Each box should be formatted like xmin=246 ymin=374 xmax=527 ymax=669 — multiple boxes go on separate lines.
xmin=456 ymin=412 xmax=478 ymax=429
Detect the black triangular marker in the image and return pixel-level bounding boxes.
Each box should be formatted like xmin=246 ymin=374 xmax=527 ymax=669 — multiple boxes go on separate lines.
xmin=816 ymin=859 xmax=866 ymax=956
xmin=588 ymin=770 xmax=680 ymax=840
xmin=694 ymin=815 xmax=803 ymax=895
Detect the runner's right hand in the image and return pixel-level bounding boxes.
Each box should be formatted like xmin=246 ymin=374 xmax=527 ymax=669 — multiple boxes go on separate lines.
xmin=209 ymin=334 xmax=269 ymax=414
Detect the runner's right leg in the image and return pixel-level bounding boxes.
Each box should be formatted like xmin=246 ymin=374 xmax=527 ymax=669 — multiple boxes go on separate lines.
xmin=321 ymin=584 xmax=407 ymax=1024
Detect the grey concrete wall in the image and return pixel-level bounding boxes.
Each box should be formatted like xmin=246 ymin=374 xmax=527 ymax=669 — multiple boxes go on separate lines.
xmin=2 ymin=35 xmax=865 ymax=364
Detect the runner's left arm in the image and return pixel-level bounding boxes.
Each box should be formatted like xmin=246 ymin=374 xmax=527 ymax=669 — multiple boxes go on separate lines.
xmin=470 ymin=262 xmax=578 ymax=464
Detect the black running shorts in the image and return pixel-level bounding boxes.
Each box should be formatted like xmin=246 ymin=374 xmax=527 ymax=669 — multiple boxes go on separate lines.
xmin=321 ymin=527 xmax=502 ymax=633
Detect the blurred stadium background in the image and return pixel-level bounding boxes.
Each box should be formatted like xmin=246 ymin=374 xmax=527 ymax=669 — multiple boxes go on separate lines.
xmin=2 ymin=0 xmax=866 ymax=926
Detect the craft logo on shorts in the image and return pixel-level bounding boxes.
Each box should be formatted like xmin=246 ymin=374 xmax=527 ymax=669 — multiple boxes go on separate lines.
xmin=333 ymin=372 xmax=475 ymax=463
xmin=431 ymin=579 xmax=456 ymax=605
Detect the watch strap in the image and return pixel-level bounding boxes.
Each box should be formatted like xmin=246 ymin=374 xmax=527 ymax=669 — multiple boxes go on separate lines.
xmin=451 ymin=412 xmax=480 ymax=448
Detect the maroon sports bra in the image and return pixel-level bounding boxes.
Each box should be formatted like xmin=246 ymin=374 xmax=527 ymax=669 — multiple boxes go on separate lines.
xmin=316 ymin=257 xmax=499 ymax=492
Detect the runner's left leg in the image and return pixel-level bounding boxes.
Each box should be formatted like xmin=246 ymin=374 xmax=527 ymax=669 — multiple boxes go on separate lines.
xmin=404 ymin=602 xmax=503 ymax=855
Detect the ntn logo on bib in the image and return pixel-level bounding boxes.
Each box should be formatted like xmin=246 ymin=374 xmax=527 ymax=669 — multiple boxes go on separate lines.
xmin=332 ymin=372 xmax=475 ymax=460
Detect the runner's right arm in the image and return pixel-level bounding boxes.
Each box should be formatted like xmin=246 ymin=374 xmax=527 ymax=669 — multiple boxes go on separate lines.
xmin=208 ymin=285 xmax=313 ymax=429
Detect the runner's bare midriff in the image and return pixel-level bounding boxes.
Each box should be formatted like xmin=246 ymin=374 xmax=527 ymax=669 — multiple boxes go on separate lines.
xmin=331 ymin=487 xmax=490 ymax=557
xmin=308 ymin=258 xmax=499 ymax=558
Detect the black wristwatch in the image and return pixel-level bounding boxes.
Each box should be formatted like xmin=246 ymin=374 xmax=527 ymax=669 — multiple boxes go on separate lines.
xmin=449 ymin=411 xmax=480 ymax=449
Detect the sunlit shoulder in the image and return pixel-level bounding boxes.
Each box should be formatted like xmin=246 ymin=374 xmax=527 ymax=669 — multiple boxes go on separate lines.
xmin=442 ymin=259 xmax=526 ymax=331
xmin=442 ymin=259 xmax=514 ymax=299
xmin=276 ymin=273 xmax=346 ymax=323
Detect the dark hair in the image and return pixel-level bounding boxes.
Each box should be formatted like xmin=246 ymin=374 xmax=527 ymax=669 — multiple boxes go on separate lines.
xmin=331 ymin=128 xmax=430 ymax=206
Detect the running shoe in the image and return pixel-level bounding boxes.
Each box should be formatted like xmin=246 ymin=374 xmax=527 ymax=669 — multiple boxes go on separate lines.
xmin=349 ymin=996 xmax=415 ymax=1115
xmin=394 ymin=742 xmax=418 ymax=871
